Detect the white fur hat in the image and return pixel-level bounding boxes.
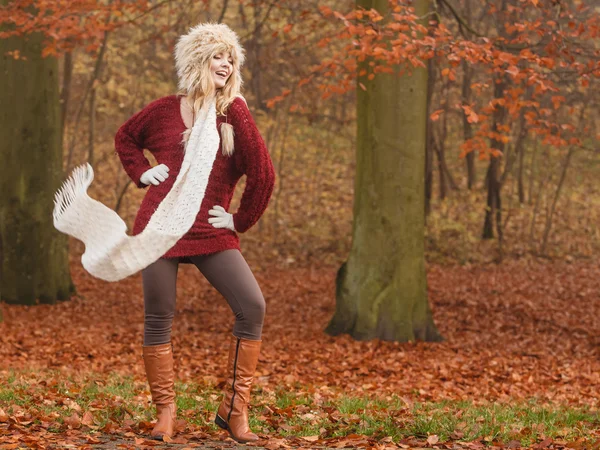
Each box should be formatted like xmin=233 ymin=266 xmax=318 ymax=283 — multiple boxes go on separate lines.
xmin=174 ymin=23 xmax=245 ymax=94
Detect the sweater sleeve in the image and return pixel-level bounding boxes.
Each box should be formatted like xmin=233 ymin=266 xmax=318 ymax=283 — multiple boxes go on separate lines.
xmin=230 ymin=97 xmax=276 ymax=233
xmin=114 ymin=101 xmax=155 ymax=188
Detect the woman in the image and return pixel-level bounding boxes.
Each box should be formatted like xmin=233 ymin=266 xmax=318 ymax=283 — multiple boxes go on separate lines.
xmin=114 ymin=23 xmax=275 ymax=442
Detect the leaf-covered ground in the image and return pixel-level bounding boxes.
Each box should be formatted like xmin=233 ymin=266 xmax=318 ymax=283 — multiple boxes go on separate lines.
xmin=1 ymin=256 xmax=599 ymax=449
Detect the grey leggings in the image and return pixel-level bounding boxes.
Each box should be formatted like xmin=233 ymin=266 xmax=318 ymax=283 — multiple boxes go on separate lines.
xmin=142 ymin=249 xmax=265 ymax=346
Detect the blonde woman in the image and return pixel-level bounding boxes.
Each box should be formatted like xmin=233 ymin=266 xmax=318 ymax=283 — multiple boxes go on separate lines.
xmin=114 ymin=23 xmax=275 ymax=442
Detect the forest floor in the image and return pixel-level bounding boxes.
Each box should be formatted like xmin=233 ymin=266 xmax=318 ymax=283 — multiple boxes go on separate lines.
xmin=1 ymin=256 xmax=599 ymax=449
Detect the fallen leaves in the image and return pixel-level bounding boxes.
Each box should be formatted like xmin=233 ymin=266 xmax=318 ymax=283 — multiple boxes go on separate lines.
xmin=82 ymin=410 xmax=95 ymax=427
xmin=64 ymin=412 xmax=82 ymax=429
xmin=427 ymin=434 xmax=440 ymax=445
xmin=1 ymin=258 xmax=600 ymax=448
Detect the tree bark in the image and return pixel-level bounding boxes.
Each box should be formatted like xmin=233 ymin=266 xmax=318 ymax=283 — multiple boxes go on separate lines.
xmin=60 ymin=48 xmax=73 ymax=145
xmin=527 ymin=140 xmax=538 ymax=205
xmin=425 ymin=7 xmax=440 ymax=216
xmin=481 ymin=78 xmax=506 ymax=243
xmin=436 ymin=80 xmax=458 ymax=195
xmin=88 ymin=81 xmax=96 ymax=166
xmin=434 ymin=138 xmax=447 ymax=200
xmin=517 ymin=135 xmax=526 ymax=204
xmin=482 ymin=155 xmax=502 ymax=239
xmin=425 ymin=57 xmax=435 ymax=216
xmin=0 ymin=1 xmax=74 ymax=304
xmin=462 ymin=60 xmax=476 ymax=189
xmin=326 ymin=0 xmax=441 ymax=342
xmin=461 ymin=0 xmax=476 ymax=189
xmin=249 ymin=4 xmax=264 ymax=109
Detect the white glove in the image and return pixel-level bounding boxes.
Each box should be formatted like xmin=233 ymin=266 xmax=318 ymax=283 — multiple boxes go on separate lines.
xmin=140 ymin=164 xmax=169 ymax=186
xmin=208 ymin=205 xmax=236 ymax=232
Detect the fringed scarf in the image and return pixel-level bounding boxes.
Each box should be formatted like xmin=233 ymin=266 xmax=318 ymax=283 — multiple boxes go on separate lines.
xmin=53 ymin=99 xmax=219 ymax=282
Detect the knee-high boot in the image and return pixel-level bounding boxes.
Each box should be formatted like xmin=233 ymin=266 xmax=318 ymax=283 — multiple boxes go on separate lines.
xmin=143 ymin=343 xmax=177 ymax=440
xmin=215 ymin=336 xmax=261 ymax=443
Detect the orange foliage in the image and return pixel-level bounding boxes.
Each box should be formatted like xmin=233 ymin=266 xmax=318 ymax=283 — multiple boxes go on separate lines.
xmin=287 ymin=0 xmax=600 ymax=160
xmin=0 ymin=0 xmax=149 ymax=56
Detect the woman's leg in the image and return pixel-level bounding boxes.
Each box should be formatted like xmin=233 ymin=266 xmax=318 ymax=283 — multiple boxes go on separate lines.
xmin=141 ymin=257 xmax=179 ymax=440
xmin=189 ymin=249 xmax=265 ymax=341
xmin=143 ymin=257 xmax=179 ymax=346
xmin=189 ymin=250 xmax=265 ymax=443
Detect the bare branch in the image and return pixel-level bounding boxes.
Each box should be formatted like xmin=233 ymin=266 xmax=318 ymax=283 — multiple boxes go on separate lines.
xmin=217 ymin=0 xmax=229 ymax=23
xmin=438 ymin=0 xmax=484 ymax=37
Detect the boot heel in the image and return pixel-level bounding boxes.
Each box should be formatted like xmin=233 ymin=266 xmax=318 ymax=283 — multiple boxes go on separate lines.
xmin=215 ymin=414 xmax=228 ymax=430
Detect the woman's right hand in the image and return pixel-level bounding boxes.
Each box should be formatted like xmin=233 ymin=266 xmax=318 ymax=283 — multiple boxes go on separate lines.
xmin=140 ymin=164 xmax=170 ymax=186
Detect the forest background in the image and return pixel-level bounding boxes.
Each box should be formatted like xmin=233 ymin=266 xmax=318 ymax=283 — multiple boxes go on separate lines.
xmin=0 ymin=0 xmax=599 ymax=448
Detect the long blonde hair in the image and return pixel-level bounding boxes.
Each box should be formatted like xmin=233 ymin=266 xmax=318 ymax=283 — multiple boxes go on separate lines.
xmin=177 ymin=54 xmax=241 ymax=157
xmin=174 ymin=22 xmax=245 ymax=157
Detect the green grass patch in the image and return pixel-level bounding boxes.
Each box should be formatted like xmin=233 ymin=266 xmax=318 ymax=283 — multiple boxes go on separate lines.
xmin=405 ymin=400 xmax=600 ymax=446
xmin=0 ymin=371 xmax=598 ymax=446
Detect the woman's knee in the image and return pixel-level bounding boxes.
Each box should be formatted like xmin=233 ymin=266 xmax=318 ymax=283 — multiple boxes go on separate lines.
xmin=144 ymin=294 xmax=176 ymax=318
xmin=233 ymin=291 xmax=265 ymax=327
xmin=245 ymin=291 xmax=266 ymax=323
xmin=233 ymin=293 xmax=265 ymax=340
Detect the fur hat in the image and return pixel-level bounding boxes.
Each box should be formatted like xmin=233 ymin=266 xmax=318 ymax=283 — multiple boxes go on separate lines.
xmin=174 ymin=23 xmax=245 ymax=94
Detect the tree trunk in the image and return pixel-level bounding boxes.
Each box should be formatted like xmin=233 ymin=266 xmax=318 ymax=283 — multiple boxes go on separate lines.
xmin=461 ymin=0 xmax=476 ymax=189
xmin=424 ymin=57 xmax=435 ymax=216
xmin=326 ymin=0 xmax=441 ymax=342
xmin=527 ymin=140 xmax=538 ymax=205
xmin=462 ymin=61 xmax=476 ymax=189
xmin=482 ymin=78 xmax=507 ymax=243
xmin=60 ymin=48 xmax=73 ymax=145
xmin=88 ymin=82 xmax=96 ymax=166
xmin=435 ymin=139 xmax=447 ymax=200
xmin=424 ymin=8 xmax=440 ymax=216
xmin=517 ymin=136 xmax=526 ymax=204
xmin=0 ymin=233 xmax=3 ymax=321
xmin=436 ymin=81 xmax=458 ymax=194
xmin=250 ymin=4 xmax=264 ymax=109
xmin=482 ymin=156 xmax=501 ymax=239
xmin=0 ymin=2 xmax=74 ymax=304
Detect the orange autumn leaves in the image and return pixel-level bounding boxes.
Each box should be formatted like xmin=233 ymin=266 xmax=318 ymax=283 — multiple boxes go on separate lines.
xmin=280 ymin=1 xmax=599 ymax=161
xmin=0 ymin=0 xmax=149 ymax=56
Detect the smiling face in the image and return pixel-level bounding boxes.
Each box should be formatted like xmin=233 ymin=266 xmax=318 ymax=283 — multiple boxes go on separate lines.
xmin=210 ymin=51 xmax=233 ymax=89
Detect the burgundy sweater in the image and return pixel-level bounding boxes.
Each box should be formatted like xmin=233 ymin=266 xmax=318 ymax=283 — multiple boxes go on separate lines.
xmin=114 ymin=95 xmax=275 ymax=258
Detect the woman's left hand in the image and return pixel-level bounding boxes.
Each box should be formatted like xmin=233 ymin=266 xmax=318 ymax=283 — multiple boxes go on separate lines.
xmin=208 ymin=205 xmax=236 ymax=232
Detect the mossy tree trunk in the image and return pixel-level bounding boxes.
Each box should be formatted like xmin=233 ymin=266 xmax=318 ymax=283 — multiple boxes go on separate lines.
xmin=0 ymin=0 xmax=74 ymax=305
xmin=326 ymin=0 xmax=441 ymax=342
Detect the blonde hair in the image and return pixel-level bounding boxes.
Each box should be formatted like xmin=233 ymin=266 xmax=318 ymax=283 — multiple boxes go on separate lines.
xmin=177 ymin=61 xmax=240 ymax=156
xmin=174 ymin=23 xmax=245 ymax=156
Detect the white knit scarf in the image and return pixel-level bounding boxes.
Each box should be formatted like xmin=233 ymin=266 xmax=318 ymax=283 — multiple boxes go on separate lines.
xmin=53 ymin=99 xmax=219 ymax=282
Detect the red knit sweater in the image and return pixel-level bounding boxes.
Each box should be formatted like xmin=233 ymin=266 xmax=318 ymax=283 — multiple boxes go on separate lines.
xmin=114 ymin=95 xmax=275 ymax=258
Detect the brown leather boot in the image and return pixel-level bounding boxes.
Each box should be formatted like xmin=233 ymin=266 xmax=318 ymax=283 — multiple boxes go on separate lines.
xmin=143 ymin=343 xmax=177 ymax=440
xmin=215 ymin=336 xmax=262 ymax=443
